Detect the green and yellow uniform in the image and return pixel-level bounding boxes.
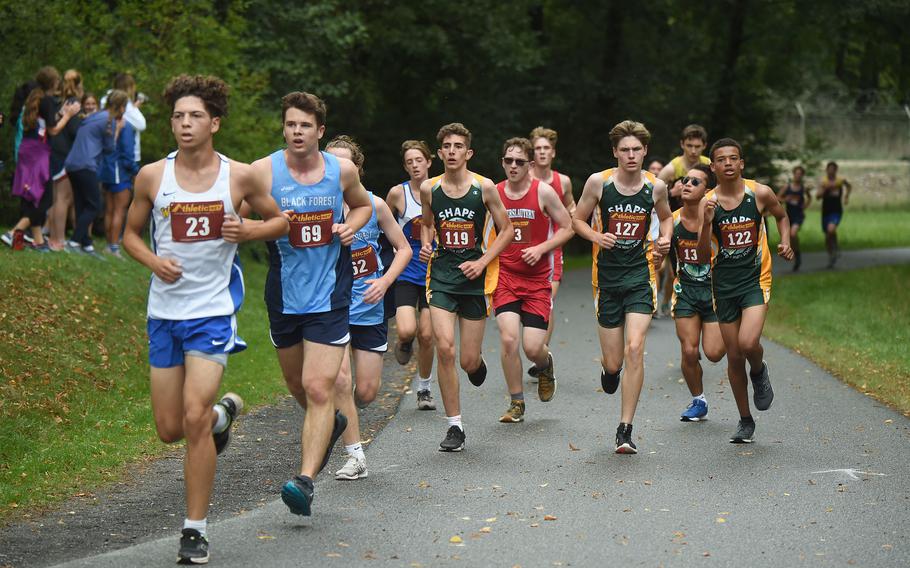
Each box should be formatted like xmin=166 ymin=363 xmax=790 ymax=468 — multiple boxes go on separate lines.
xmin=669 ymin=155 xmax=710 ymax=180
xmin=426 ymin=174 xmax=499 ymax=319
xmin=590 ymin=168 xmax=658 ymax=328
xmin=670 ymin=209 xmax=717 ymax=322
xmin=707 ymin=181 xmax=772 ymax=323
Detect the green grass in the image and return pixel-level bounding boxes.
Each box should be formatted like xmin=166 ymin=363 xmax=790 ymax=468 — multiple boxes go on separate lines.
xmin=0 ymin=243 xmax=285 ymax=520
xmin=764 ymin=265 xmax=910 ymax=415
xmin=765 ymin=206 xmax=910 ymax=252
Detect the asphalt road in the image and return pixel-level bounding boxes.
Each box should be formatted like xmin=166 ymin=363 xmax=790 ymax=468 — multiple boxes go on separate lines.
xmin=50 ymin=265 xmax=910 ymax=568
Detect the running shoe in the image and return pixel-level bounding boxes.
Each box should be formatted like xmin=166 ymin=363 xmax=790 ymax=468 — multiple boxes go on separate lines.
xmin=537 ymin=353 xmax=556 ymax=402
xmin=730 ymin=418 xmax=755 ymax=443
xmin=177 ymin=528 xmax=209 ymax=565
xmin=615 ymin=423 xmax=637 ymax=454
xmin=600 ymin=367 xmax=621 ymax=395
xmin=394 ymin=340 xmax=414 ymax=365
xmin=750 ymin=361 xmax=774 ymax=411
xmin=416 ymin=389 xmax=436 ymax=410
xmin=680 ymin=398 xmax=708 ymax=422
xmin=82 ymin=245 xmax=107 ymax=261
xmin=439 ymin=425 xmax=465 ymax=452
xmin=527 ymin=363 xmax=542 ymax=379
xmin=27 ymin=242 xmax=51 ymax=253
xmin=335 ymin=455 xmax=368 ymax=480
xmin=213 ymin=392 xmax=244 ymax=455
xmin=63 ymin=240 xmax=82 ymax=253
xmin=467 ymin=357 xmax=487 ymax=387
xmin=499 ymin=400 xmax=526 ymax=423
xmin=318 ymin=410 xmax=348 ymax=474
xmin=1 ymin=231 xmax=13 ymax=247
xmin=281 ymin=474 xmax=314 ymax=516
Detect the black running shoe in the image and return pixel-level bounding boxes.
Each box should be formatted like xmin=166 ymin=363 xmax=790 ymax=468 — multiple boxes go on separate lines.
xmin=281 ymin=474 xmax=315 ymax=516
xmin=394 ymin=340 xmax=414 ymax=365
xmin=439 ymin=425 xmax=466 ymax=452
xmin=615 ymin=423 xmax=637 ymax=454
xmin=600 ymin=367 xmax=621 ymax=395
xmin=177 ymin=528 xmax=209 ymax=564
xmin=467 ymin=358 xmax=487 ymax=387
xmin=750 ymin=361 xmax=774 ymax=411
xmin=213 ymin=392 xmax=244 ymax=455
xmin=318 ymin=410 xmax=348 ymax=474
xmin=730 ymin=418 xmax=756 ymax=444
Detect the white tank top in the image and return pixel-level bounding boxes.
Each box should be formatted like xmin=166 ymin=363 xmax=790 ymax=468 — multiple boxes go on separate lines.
xmin=147 ymin=151 xmax=243 ymax=320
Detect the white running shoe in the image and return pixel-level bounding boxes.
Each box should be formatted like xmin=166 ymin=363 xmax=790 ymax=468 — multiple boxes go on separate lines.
xmin=335 ymin=455 xmax=368 ymax=480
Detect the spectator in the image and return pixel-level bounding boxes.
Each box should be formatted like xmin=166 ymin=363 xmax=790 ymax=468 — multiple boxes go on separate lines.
xmin=47 ymin=70 xmax=87 ymax=251
xmin=81 ymin=92 xmax=99 ymax=116
xmin=102 ymin=73 xmax=145 ymax=166
xmin=99 ymin=118 xmax=138 ymax=258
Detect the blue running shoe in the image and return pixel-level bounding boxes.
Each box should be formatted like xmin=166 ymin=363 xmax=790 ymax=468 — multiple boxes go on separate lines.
xmin=680 ymin=398 xmax=708 ymax=422
xmin=281 ymin=475 xmax=314 ymax=516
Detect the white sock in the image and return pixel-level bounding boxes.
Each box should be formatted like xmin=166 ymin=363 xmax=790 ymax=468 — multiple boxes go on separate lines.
xmin=446 ymin=415 xmax=463 ymax=431
xmin=212 ymin=404 xmax=229 ymax=434
xmin=184 ymin=518 xmax=207 ymax=538
xmin=695 ymin=394 xmax=707 ymax=403
xmin=345 ymin=442 xmax=365 ymax=461
xmin=417 ymin=376 xmax=432 ymax=392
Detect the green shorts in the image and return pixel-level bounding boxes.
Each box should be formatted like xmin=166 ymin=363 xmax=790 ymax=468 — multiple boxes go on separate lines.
xmin=427 ymin=289 xmax=490 ymax=320
xmin=713 ymin=287 xmax=770 ymax=324
xmin=594 ymin=281 xmax=655 ymax=329
xmin=671 ymin=283 xmax=718 ymax=323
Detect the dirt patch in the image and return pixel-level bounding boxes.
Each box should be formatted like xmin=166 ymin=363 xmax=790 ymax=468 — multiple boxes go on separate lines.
xmin=0 ymin=355 xmax=414 ymax=568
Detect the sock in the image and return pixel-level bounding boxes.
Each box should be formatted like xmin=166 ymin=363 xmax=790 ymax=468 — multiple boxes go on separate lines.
xmin=740 ymin=415 xmax=755 ymax=423
xmin=212 ymin=403 xmax=230 ymax=434
xmin=749 ymin=363 xmax=765 ymax=379
xmin=510 ymin=391 xmax=525 ymax=402
xmin=184 ymin=518 xmax=207 ymax=538
xmin=694 ymin=394 xmax=706 ymax=403
xmin=417 ymin=376 xmax=432 ymax=392
xmin=345 ymin=442 xmax=365 ymax=461
xmin=447 ymin=415 xmax=463 ymax=431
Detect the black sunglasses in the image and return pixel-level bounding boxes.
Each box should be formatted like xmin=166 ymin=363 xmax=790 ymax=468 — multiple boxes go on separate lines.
xmin=681 ymin=176 xmax=703 ymax=187
xmin=502 ymin=157 xmax=529 ymax=167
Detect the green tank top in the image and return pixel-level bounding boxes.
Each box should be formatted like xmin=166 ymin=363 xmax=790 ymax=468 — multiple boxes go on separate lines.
xmin=428 ymin=175 xmax=488 ymax=295
xmin=710 ymin=181 xmax=771 ymax=298
xmin=672 ymin=209 xmax=712 ymax=288
xmin=594 ymin=169 xmax=655 ymax=288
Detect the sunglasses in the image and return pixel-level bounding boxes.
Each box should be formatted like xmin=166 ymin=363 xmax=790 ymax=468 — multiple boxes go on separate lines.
xmin=681 ymin=176 xmax=704 ymax=187
xmin=502 ymin=157 xmax=529 ymax=167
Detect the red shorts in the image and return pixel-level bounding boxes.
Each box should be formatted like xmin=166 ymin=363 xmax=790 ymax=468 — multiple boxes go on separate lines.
xmin=552 ymin=248 xmax=564 ymax=282
xmin=492 ymin=272 xmax=552 ymax=322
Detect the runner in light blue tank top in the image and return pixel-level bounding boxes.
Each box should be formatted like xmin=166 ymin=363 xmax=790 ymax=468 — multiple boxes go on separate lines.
xmin=265 ymin=149 xmax=351 ymax=315
xmin=350 ymin=193 xmax=385 ymax=325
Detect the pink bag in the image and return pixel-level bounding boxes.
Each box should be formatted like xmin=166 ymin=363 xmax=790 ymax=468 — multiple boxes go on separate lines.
xmin=12 ymin=137 xmax=51 ymax=207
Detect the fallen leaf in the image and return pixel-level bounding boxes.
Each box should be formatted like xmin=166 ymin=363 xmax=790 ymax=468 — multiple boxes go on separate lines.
xmin=480 ymin=527 xmax=492 ymax=533
xmin=326 ymin=552 xmax=342 ymax=558
xmin=568 ymin=443 xmax=580 ymax=451
xmin=338 ymin=542 xmax=350 ymax=547
xmin=544 ymin=514 xmax=557 ymax=521
xmin=716 ymin=518 xmax=726 ymax=524
xmin=643 ymin=480 xmax=652 ymax=486
xmin=257 ymin=534 xmax=274 ymax=540
xmin=539 ymin=483 xmax=549 ymax=487
xmin=530 ymin=523 xmax=540 ymax=528
xmin=702 ymin=551 xmax=711 ymax=557
xmin=418 ymin=480 xmax=430 ymax=489
xmin=485 ymin=517 xmax=497 ymax=522
xmin=449 ymin=536 xmax=463 ymax=544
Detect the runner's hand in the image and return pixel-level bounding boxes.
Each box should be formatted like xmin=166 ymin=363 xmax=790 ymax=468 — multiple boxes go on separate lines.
xmin=599 ymin=232 xmax=617 ymax=249
xmin=153 ymin=257 xmax=183 ymax=283
xmin=520 ymin=245 xmax=543 ymax=266
xmin=459 ymin=259 xmax=485 ymax=280
xmin=702 ymin=197 xmax=717 ymax=224
xmin=419 ymin=243 xmax=433 ymax=263
xmin=332 ymin=223 xmax=354 ymax=246
xmin=656 ymin=235 xmax=671 ymax=256
xmin=222 ymin=214 xmax=246 ymax=243
xmin=362 ymin=276 xmax=390 ymax=304
xmin=777 ymin=243 xmax=794 ymax=260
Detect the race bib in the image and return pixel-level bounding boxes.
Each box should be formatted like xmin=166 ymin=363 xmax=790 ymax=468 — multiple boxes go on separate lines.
xmin=608 ymin=211 xmax=647 ymax=241
xmin=351 ymin=245 xmax=379 ymax=279
xmin=511 ymin=218 xmax=532 ymax=244
xmin=439 ymin=220 xmax=475 ymax=250
xmin=677 ymin=238 xmax=701 ymax=264
xmin=170 ymin=201 xmax=224 ymax=242
xmin=288 ymin=210 xmax=333 ymax=248
xmin=408 ymin=216 xmax=424 ymax=244
xmin=720 ymin=220 xmax=757 ymax=250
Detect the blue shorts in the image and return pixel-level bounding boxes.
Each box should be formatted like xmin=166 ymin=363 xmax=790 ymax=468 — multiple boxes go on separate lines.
xmin=103 ymin=181 xmax=132 ymax=194
xmin=351 ymin=322 xmax=388 ymax=352
xmin=147 ymin=315 xmax=247 ymax=368
xmin=268 ymin=306 xmax=350 ymax=348
xmin=821 ymin=213 xmax=842 ymax=231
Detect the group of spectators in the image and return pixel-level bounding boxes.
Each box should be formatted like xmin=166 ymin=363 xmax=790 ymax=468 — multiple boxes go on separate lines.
xmin=2 ymin=66 xmax=146 ymax=258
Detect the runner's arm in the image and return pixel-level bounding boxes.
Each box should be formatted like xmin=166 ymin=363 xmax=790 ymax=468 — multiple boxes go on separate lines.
xmin=339 ymin=158 xmax=372 ymax=244
xmin=386 ymin=184 xmax=405 ymax=218
xmin=122 ymin=162 xmax=183 ymax=283
xmin=560 ymin=174 xmax=576 ymax=216
xmin=361 ymin=199 xmax=413 ymax=304
xmin=572 ymin=173 xmax=613 ymax=249
xmin=476 ymin=178 xmax=514 ymax=267
xmin=843 ymin=179 xmax=852 ymax=205
xmin=224 ymin=161 xmax=289 ymax=242
xmin=757 ymin=183 xmax=793 ymax=260
xmin=657 ymin=162 xmax=676 ymax=186
xmin=419 ymin=179 xmax=435 ymax=262
xmin=653 ymin=179 xmax=673 ymax=256
xmin=537 ymin=182 xmax=575 ymax=253
xmin=696 ymin=195 xmax=716 ymax=263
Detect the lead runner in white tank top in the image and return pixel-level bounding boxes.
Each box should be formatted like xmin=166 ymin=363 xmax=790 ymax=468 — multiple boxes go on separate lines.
xmin=147 ymin=151 xmax=243 ymax=320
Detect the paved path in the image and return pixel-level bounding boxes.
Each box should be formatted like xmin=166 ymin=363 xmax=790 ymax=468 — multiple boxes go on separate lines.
xmin=52 ymin=268 xmax=909 ymax=568
xmin=771 ymin=246 xmax=910 ymax=276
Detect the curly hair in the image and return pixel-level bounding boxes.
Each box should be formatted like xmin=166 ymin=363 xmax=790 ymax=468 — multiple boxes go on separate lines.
xmin=436 ymin=122 xmax=472 ymax=147
xmin=163 ymin=74 xmax=229 ymax=118
xmin=326 ymin=135 xmax=365 ymax=178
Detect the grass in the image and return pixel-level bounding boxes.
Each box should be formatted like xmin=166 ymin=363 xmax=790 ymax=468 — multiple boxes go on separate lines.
xmin=0 ymin=243 xmax=285 ymax=520
xmin=765 ymin=206 xmax=910 ymax=252
xmin=764 ymin=265 xmax=910 ymax=415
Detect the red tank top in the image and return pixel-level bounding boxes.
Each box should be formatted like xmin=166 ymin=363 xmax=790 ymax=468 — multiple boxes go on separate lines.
xmin=497 ymin=179 xmax=552 ymax=279
xmin=549 ymin=170 xmax=564 ymax=200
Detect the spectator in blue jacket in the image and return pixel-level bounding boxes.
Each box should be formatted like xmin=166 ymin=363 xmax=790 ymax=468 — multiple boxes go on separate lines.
xmin=99 ymin=120 xmax=138 ymax=258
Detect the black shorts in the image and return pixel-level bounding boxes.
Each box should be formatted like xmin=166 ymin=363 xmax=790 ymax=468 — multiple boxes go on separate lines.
xmin=351 ymin=322 xmax=388 ymax=352
xmin=268 ymin=306 xmax=349 ymax=348
xmin=395 ymin=280 xmax=429 ymax=311
xmin=494 ymin=300 xmax=548 ymax=330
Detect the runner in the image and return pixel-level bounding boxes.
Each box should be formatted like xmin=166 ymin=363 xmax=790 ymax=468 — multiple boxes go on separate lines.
xmin=318 ymin=137 xmax=412 ymax=480
xmin=646 ymin=158 xmax=665 ymax=177
xmin=670 ymin=164 xmax=726 ymax=421
xmin=696 ymin=137 xmax=793 ymax=443
xmin=777 ymin=165 xmax=811 ymax=271
xmin=386 ymin=140 xmax=437 ymax=410
xmin=528 ymin=126 xmax=575 ymax=370
xmin=121 ymin=74 xmax=289 ymax=564
xmin=420 ymin=122 xmax=514 ymax=451
xmin=494 ymin=137 xmax=573 ymax=423
xmin=248 ymin=92 xmax=373 ymax=516
xmin=817 ymin=161 xmax=851 ymax=269
xmin=572 ymin=120 xmax=673 ymax=455
xmin=657 ymin=124 xmax=711 ymax=187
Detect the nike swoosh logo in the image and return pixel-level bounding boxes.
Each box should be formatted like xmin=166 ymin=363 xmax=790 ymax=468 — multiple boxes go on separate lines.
xmin=211 ymin=340 xmax=226 ymax=346
xmin=162 ymin=191 xmax=176 ymax=197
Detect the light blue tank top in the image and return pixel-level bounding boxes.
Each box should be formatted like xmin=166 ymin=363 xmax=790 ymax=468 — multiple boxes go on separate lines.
xmin=350 ymin=193 xmax=385 ymax=325
xmin=265 ymin=150 xmax=351 ymax=314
